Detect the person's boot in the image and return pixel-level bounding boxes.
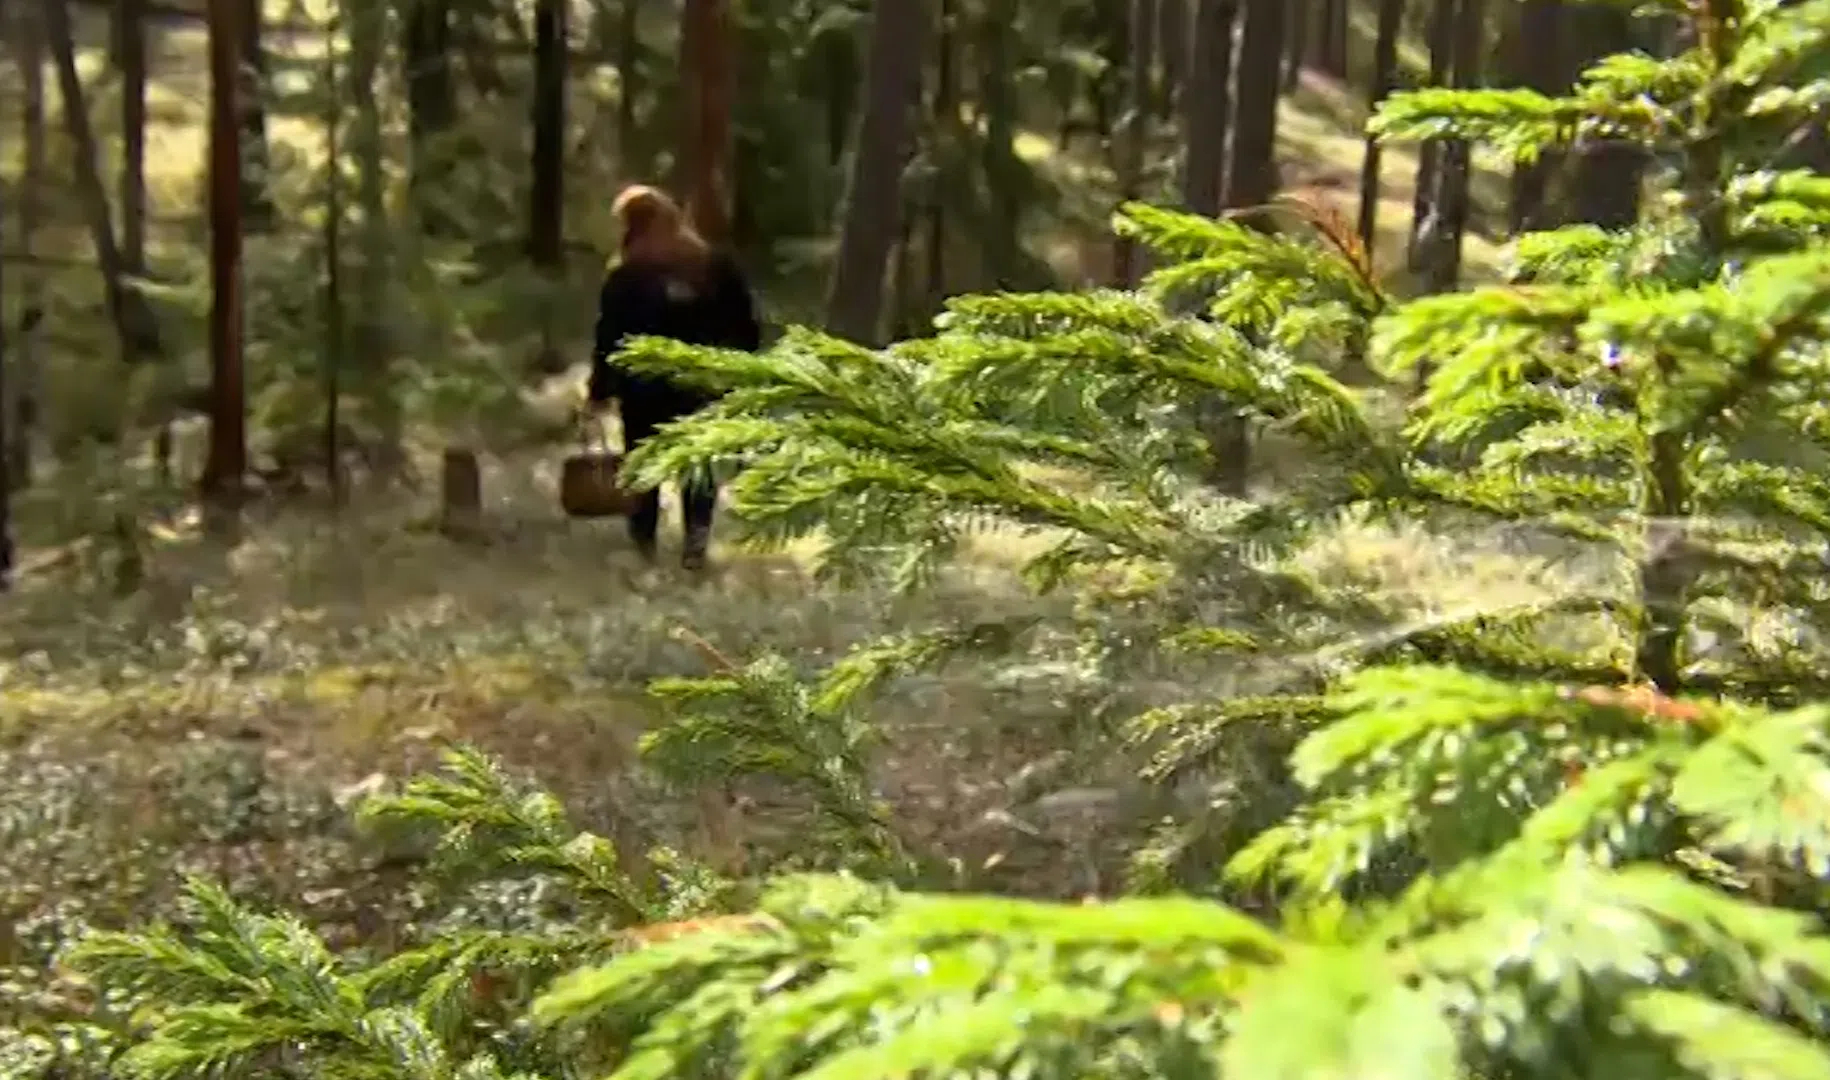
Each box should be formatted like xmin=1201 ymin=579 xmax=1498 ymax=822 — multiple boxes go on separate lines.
xmin=681 ymin=526 xmax=710 ymax=572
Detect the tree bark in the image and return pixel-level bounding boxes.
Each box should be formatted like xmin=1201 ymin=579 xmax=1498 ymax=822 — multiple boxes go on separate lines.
xmin=825 ymin=0 xmax=929 ymax=344
xmin=40 ymin=0 xmax=161 ymax=363
xmin=406 ymin=0 xmax=458 ymax=233
xmin=616 ymin=0 xmax=643 ymax=177
xmin=117 ymin=0 xmax=148 ymax=274
xmin=1417 ymin=0 xmax=1487 ymax=294
xmin=927 ymin=0 xmax=958 ymax=306
xmin=1180 ymin=0 xmax=1236 ymax=216
xmin=1507 ymin=0 xmax=1566 ymax=233
xmin=679 ymin=0 xmax=735 ymax=243
xmin=1226 ymin=0 xmax=1285 ymax=210
xmin=1115 ymin=0 xmax=1158 ymax=285
xmin=1357 ymin=0 xmax=1404 ymax=249
xmin=529 ymin=0 xmax=567 ymax=265
xmin=1406 ymin=0 xmax=1457 ymax=275
xmin=240 ymin=0 xmax=275 ymax=229
xmin=1566 ymin=3 xmax=1643 ymax=228
xmin=1156 ymin=0 xmax=1185 ymax=117
xmin=979 ymin=0 xmax=1024 ymax=287
xmin=12 ymin=5 xmax=47 ymax=488
xmin=204 ymin=0 xmax=249 ymax=521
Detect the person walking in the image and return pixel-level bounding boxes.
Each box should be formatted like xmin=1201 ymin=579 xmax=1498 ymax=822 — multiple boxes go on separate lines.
xmin=587 ymin=185 xmax=761 ymax=569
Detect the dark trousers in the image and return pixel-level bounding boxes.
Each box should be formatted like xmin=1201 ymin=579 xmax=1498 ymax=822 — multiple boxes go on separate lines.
xmin=621 ymin=399 xmax=716 ymax=553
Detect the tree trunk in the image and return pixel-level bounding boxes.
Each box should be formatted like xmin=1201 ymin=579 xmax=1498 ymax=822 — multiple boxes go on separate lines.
xmin=347 ymin=0 xmax=399 ymax=465
xmin=530 ymin=0 xmax=567 ymax=265
xmin=12 ymin=4 xmax=47 ymax=489
xmin=1417 ymin=0 xmax=1487 ymax=295
xmin=406 ymin=0 xmax=458 ymax=232
xmin=1156 ymin=0 xmax=1185 ymax=117
xmin=0 ymin=144 xmax=11 ymax=589
xmin=1182 ymin=0 xmax=1245 ymax=496
xmin=979 ymin=0 xmax=1024 ymax=287
xmin=40 ymin=0 xmax=161 ymax=364
xmin=1357 ymin=0 xmax=1403 ymax=250
xmin=204 ymin=0 xmax=248 ymax=525
xmin=927 ymin=0 xmax=957 ymax=307
xmin=1566 ymin=3 xmax=1642 ymax=228
xmin=1406 ymin=0 xmax=1456 ymax=275
xmin=117 ymin=0 xmax=148 ymax=275
xmin=322 ymin=15 xmax=347 ymax=510
xmin=240 ymin=0 xmax=275 ymax=229
xmin=825 ymin=0 xmax=929 ymax=344
xmin=1180 ymin=0 xmax=1235 ymax=216
xmin=1226 ymin=0 xmax=1285 ymax=211
xmin=679 ymin=0 xmax=735 ymax=243
xmin=1507 ymin=0 xmax=1566 ymax=233
xmin=1283 ymin=0 xmax=1307 ymax=92
xmin=616 ymin=0 xmax=643 ymax=177
xmin=1314 ymin=0 xmax=1348 ymax=78
xmin=1115 ymin=0 xmax=1158 ymax=285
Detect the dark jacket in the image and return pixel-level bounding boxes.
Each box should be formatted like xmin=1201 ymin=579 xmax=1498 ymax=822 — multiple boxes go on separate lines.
xmin=588 ymin=252 xmax=762 ymax=416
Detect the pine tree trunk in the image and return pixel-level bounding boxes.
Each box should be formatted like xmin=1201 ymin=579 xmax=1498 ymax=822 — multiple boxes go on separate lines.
xmin=240 ymin=0 xmax=275 ymax=229
xmin=13 ymin=4 xmax=47 ymax=489
xmin=1180 ymin=0 xmax=1235 ymax=215
xmin=204 ymin=0 xmax=248 ymax=525
xmin=825 ymin=0 xmax=929 ymax=344
xmin=530 ymin=0 xmax=567 ymax=265
xmin=1114 ymin=0 xmax=1157 ymax=285
xmin=1284 ymin=0 xmax=1308 ymax=92
xmin=1226 ymin=0 xmax=1284 ymax=210
xmin=1156 ymin=0 xmax=1185 ymax=117
xmin=1406 ymin=0 xmax=1456 ymax=275
xmin=1316 ymin=0 xmax=1349 ymax=77
xmin=927 ymin=0 xmax=957 ymax=307
xmin=1356 ymin=0 xmax=1403 ymax=250
xmin=1418 ymin=0 xmax=1487 ymax=295
xmin=347 ymin=0 xmax=399 ymax=468
xmin=0 ymin=141 xmax=10 ymax=588
xmin=979 ymin=0 xmax=1023 ymax=288
xmin=405 ymin=0 xmax=458 ymax=232
xmin=679 ymin=0 xmax=735 ymax=243
xmin=40 ymin=0 xmax=160 ymax=364
xmin=616 ymin=0 xmax=643 ymax=176
xmin=1566 ymin=4 xmax=1642 ymax=228
xmin=1506 ymin=0 xmax=1566 ymax=233
xmin=117 ymin=0 xmax=148 ymax=276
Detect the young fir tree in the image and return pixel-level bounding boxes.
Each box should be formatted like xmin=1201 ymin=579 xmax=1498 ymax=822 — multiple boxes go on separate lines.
xmin=25 ymin=2 xmax=1830 ymax=1079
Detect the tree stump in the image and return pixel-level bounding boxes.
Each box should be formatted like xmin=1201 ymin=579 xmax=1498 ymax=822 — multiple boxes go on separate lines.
xmin=440 ymin=447 xmax=483 ymax=539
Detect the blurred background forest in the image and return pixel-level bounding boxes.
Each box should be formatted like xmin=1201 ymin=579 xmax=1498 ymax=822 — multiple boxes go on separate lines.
xmin=0 ymin=0 xmax=1671 ymax=561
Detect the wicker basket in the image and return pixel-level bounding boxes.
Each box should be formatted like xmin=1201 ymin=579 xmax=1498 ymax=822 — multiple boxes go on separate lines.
xmin=559 ymin=418 xmax=643 ymax=518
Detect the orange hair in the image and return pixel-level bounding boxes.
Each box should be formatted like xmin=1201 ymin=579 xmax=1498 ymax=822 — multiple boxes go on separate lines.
xmin=612 ymin=185 xmax=711 ymax=275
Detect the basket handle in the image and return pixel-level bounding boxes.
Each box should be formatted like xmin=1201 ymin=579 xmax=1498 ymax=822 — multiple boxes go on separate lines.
xmin=575 ymin=409 xmax=615 ymax=456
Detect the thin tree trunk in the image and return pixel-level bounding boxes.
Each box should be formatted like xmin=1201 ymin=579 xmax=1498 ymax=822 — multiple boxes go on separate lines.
xmin=979 ymin=0 xmax=1023 ymax=287
xmin=1316 ymin=0 xmax=1348 ymax=77
xmin=240 ymin=0 xmax=275 ymax=229
xmin=616 ymin=0 xmax=643 ymax=177
xmin=40 ymin=0 xmax=160 ymax=364
xmin=347 ymin=0 xmax=399 ymax=466
xmin=117 ymin=0 xmax=147 ymax=275
xmin=530 ymin=0 xmax=567 ymax=265
xmin=1357 ymin=0 xmax=1403 ymax=250
xmin=12 ymin=5 xmax=47 ymax=488
xmin=1226 ymin=0 xmax=1285 ymax=211
xmin=927 ymin=0 xmax=957 ymax=307
xmin=204 ymin=0 xmax=248 ymax=524
xmin=1418 ymin=0 xmax=1487 ymax=294
xmin=0 ymin=144 xmax=10 ymax=588
xmin=1567 ymin=3 xmax=1642 ymax=227
xmin=679 ymin=0 xmax=735 ymax=243
xmin=1507 ymin=0 xmax=1566 ymax=233
xmin=1180 ymin=0 xmax=1235 ymax=215
xmin=1156 ymin=0 xmax=1185 ymax=117
xmin=1406 ymin=0 xmax=1457 ymax=275
xmin=1284 ymin=0 xmax=1308 ymax=92
xmin=406 ymin=0 xmax=459 ymax=232
xmin=1115 ymin=0 xmax=1158 ymax=284
xmin=825 ymin=0 xmax=929 ymax=344
xmin=322 ymin=14 xmax=347 ymax=510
